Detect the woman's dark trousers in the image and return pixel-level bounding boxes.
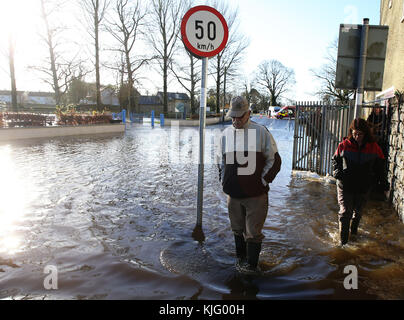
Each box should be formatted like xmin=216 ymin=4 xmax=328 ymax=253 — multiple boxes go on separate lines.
xmin=337 ymin=185 xmax=368 ymax=245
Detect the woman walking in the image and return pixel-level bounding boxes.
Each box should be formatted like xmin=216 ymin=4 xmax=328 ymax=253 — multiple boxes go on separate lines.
xmin=332 ymin=118 xmax=389 ymax=246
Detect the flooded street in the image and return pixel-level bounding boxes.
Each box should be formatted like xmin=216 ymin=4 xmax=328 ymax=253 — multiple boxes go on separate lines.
xmin=0 ymin=117 xmax=403 ymax=300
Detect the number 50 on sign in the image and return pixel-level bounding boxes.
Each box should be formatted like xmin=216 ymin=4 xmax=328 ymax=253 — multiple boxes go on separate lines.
xmin=181 ymin=6 xmax=229 ymax=58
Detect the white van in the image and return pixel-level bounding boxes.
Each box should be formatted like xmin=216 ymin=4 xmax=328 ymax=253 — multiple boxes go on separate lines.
xmin=267 ymin=106 xmax=281 ymax=117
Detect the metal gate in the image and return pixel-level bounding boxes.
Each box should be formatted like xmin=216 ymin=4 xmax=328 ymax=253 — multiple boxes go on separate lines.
xmin=292 ymin=101 xmax=391 ymax=177
xmin=292 ymin=102 xmax=353 ymax=176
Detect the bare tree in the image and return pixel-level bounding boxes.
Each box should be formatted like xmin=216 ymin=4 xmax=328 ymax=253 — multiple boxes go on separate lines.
xmin=240 ymin=78 xmax=261 ymax=108
xmin=255 ymin=59 xmax=296 ymax=106
xmin=104 ymin=0 xmax=151 ymax=114
xmin=240 ymin=77 xmax=252 ymax=105
xmin=221 ymin=36 xmax=249 ymax=109
xmin=170 ymin=50 xmax=200 ymax=115
xmin=209 ymin=0 xmax=249 ymax=113
xmin=310 ymin=38 xmax=354 ymax=104
xmin=80 ymin=0 xmax=109 ymax=110
xmin=32 ymin=0 xmax=88 ymax=106
xmin=147 ymin=0 xmax=188 ymax=115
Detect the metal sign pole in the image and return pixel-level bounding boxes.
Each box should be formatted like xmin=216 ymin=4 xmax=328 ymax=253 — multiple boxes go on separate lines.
xmin=196 ymin=57 xmax=208 ymax=230
xmin=181 ymin=6 xmax=228 ymax=241
xmin=193 ymin=57 xmax=208 ymax=241
xmin=354 ymin=18 xmax=370 ymax=118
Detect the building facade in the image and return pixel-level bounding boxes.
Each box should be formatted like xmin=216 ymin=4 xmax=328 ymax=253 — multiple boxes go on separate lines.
xmin=379 ymin=0 xmax=404 ymax=222
xmin=378 ymin=0 xmax=404 ymax=99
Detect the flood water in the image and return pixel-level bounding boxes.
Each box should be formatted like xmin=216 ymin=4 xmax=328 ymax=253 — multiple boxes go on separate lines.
xmin=0 ymin=117 xmax=403 ymax=300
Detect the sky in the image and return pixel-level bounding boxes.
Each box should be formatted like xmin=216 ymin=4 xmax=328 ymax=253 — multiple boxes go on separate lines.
xmin=0 ymin=0 xmax=381 ymax=102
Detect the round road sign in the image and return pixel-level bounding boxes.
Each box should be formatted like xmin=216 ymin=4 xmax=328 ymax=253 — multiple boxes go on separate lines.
xmin=181 ymin=6 xmax=228 ymax=58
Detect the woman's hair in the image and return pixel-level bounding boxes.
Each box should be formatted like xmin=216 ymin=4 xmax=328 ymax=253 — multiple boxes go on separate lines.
xmin=347 ymin=118 xmax=375 ymax=143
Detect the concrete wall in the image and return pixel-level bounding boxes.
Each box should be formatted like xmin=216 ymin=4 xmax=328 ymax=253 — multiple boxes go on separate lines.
xmin=387 ymin=101 xmax=404 ymax=222
xmin=0 ymin=124 xmax=125 ymax=142
xmin=380 ymin=0 xmax=404 ymax=92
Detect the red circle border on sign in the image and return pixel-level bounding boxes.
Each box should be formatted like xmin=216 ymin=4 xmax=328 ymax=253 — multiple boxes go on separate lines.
xmin=181 ymin=5 xmax=229 ymax=58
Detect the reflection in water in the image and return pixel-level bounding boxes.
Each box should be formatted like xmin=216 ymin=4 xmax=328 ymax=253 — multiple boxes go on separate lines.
xmin=0 ymin=119 xmax=403 ymax=300
xmin=223 ymin=274 xmax=259 ymax=300
xmin=0 ymin=146 xmax=32 ymax=255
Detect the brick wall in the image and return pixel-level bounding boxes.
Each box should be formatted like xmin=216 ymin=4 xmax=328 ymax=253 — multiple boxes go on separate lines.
xmin=387 ymin=99 xmax=404 ymax=222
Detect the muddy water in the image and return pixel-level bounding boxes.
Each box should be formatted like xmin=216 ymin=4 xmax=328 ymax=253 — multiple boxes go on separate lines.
xmin=0 ymin=117 xmax=403 ymax=300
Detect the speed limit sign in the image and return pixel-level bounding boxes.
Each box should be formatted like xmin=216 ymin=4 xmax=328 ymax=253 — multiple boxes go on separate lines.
xmin=182 ymin=6 xmax=228 ymax=235
xmin=181 ymin=6 xmax=228 ymax=58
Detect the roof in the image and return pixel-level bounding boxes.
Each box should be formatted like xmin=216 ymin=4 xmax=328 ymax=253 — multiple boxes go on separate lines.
xmin=157 ymin=92 xmax=189 ymax=101
xmin=0 ymin=90 xmax=54 ymax=97
xmin=138 ymin=95 xmax=162 ymax=105
xmin=0 ymin=90 xmax=56 ymax=105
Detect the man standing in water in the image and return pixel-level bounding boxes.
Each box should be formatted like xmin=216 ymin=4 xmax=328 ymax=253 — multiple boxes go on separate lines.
xmin=218 ymin=96 xmax=281 ymax=272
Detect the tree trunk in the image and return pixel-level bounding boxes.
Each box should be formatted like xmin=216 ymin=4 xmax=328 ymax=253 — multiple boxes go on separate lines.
xmin=8 ymin=35 xmax=17 ymax=111
xmin=216 ymin=56 xmax=221 ymax=114
xmin=163 ymin=60 xmax=168 ymax=115
xmin=127 ymin=79 xmax=133 ymax=115
xmin=190 ymin=55 xmax=195 ymax=115
xmin=95 ymin=1 xmax=102 ymax=110
xmin=271 ymin=95 xmax=276 ymax=106
xmin=120 ymin=55 xmax=124 ymax=112
xmin=48 ymin=42 xmax=61 ymax=106
xmin=190 ymin=82 xmax=195 ymax=115
xmin=41 ymin=0 xmax=60 ymax=106
xmin=125 ymin=45 xmax=133 ymax=116
xmin=223 ymin=67 xmax=227 ymax=110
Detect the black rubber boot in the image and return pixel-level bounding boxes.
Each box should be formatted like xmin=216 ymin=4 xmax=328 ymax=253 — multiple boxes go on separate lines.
xmin=246 ymin=242 xmax=262 ymax=270
xmin=350 ymin=217 xmax=361 ymax=235
xmin=234 ymin=235 xmax=246 ymax=264
xmin=339 ymin=219 xmax=350 ymax=246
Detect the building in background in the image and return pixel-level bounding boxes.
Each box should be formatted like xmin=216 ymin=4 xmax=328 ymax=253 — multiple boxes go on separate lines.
xmin=157 ymin=92 xmax=190 ymax=114
xmin=79 ymin=86 xmax=120 ymax=108
xmin=0 ymin=90 xmax=55 ymax=111
xmin=137 ymin=95 xmax=163 ymax=115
